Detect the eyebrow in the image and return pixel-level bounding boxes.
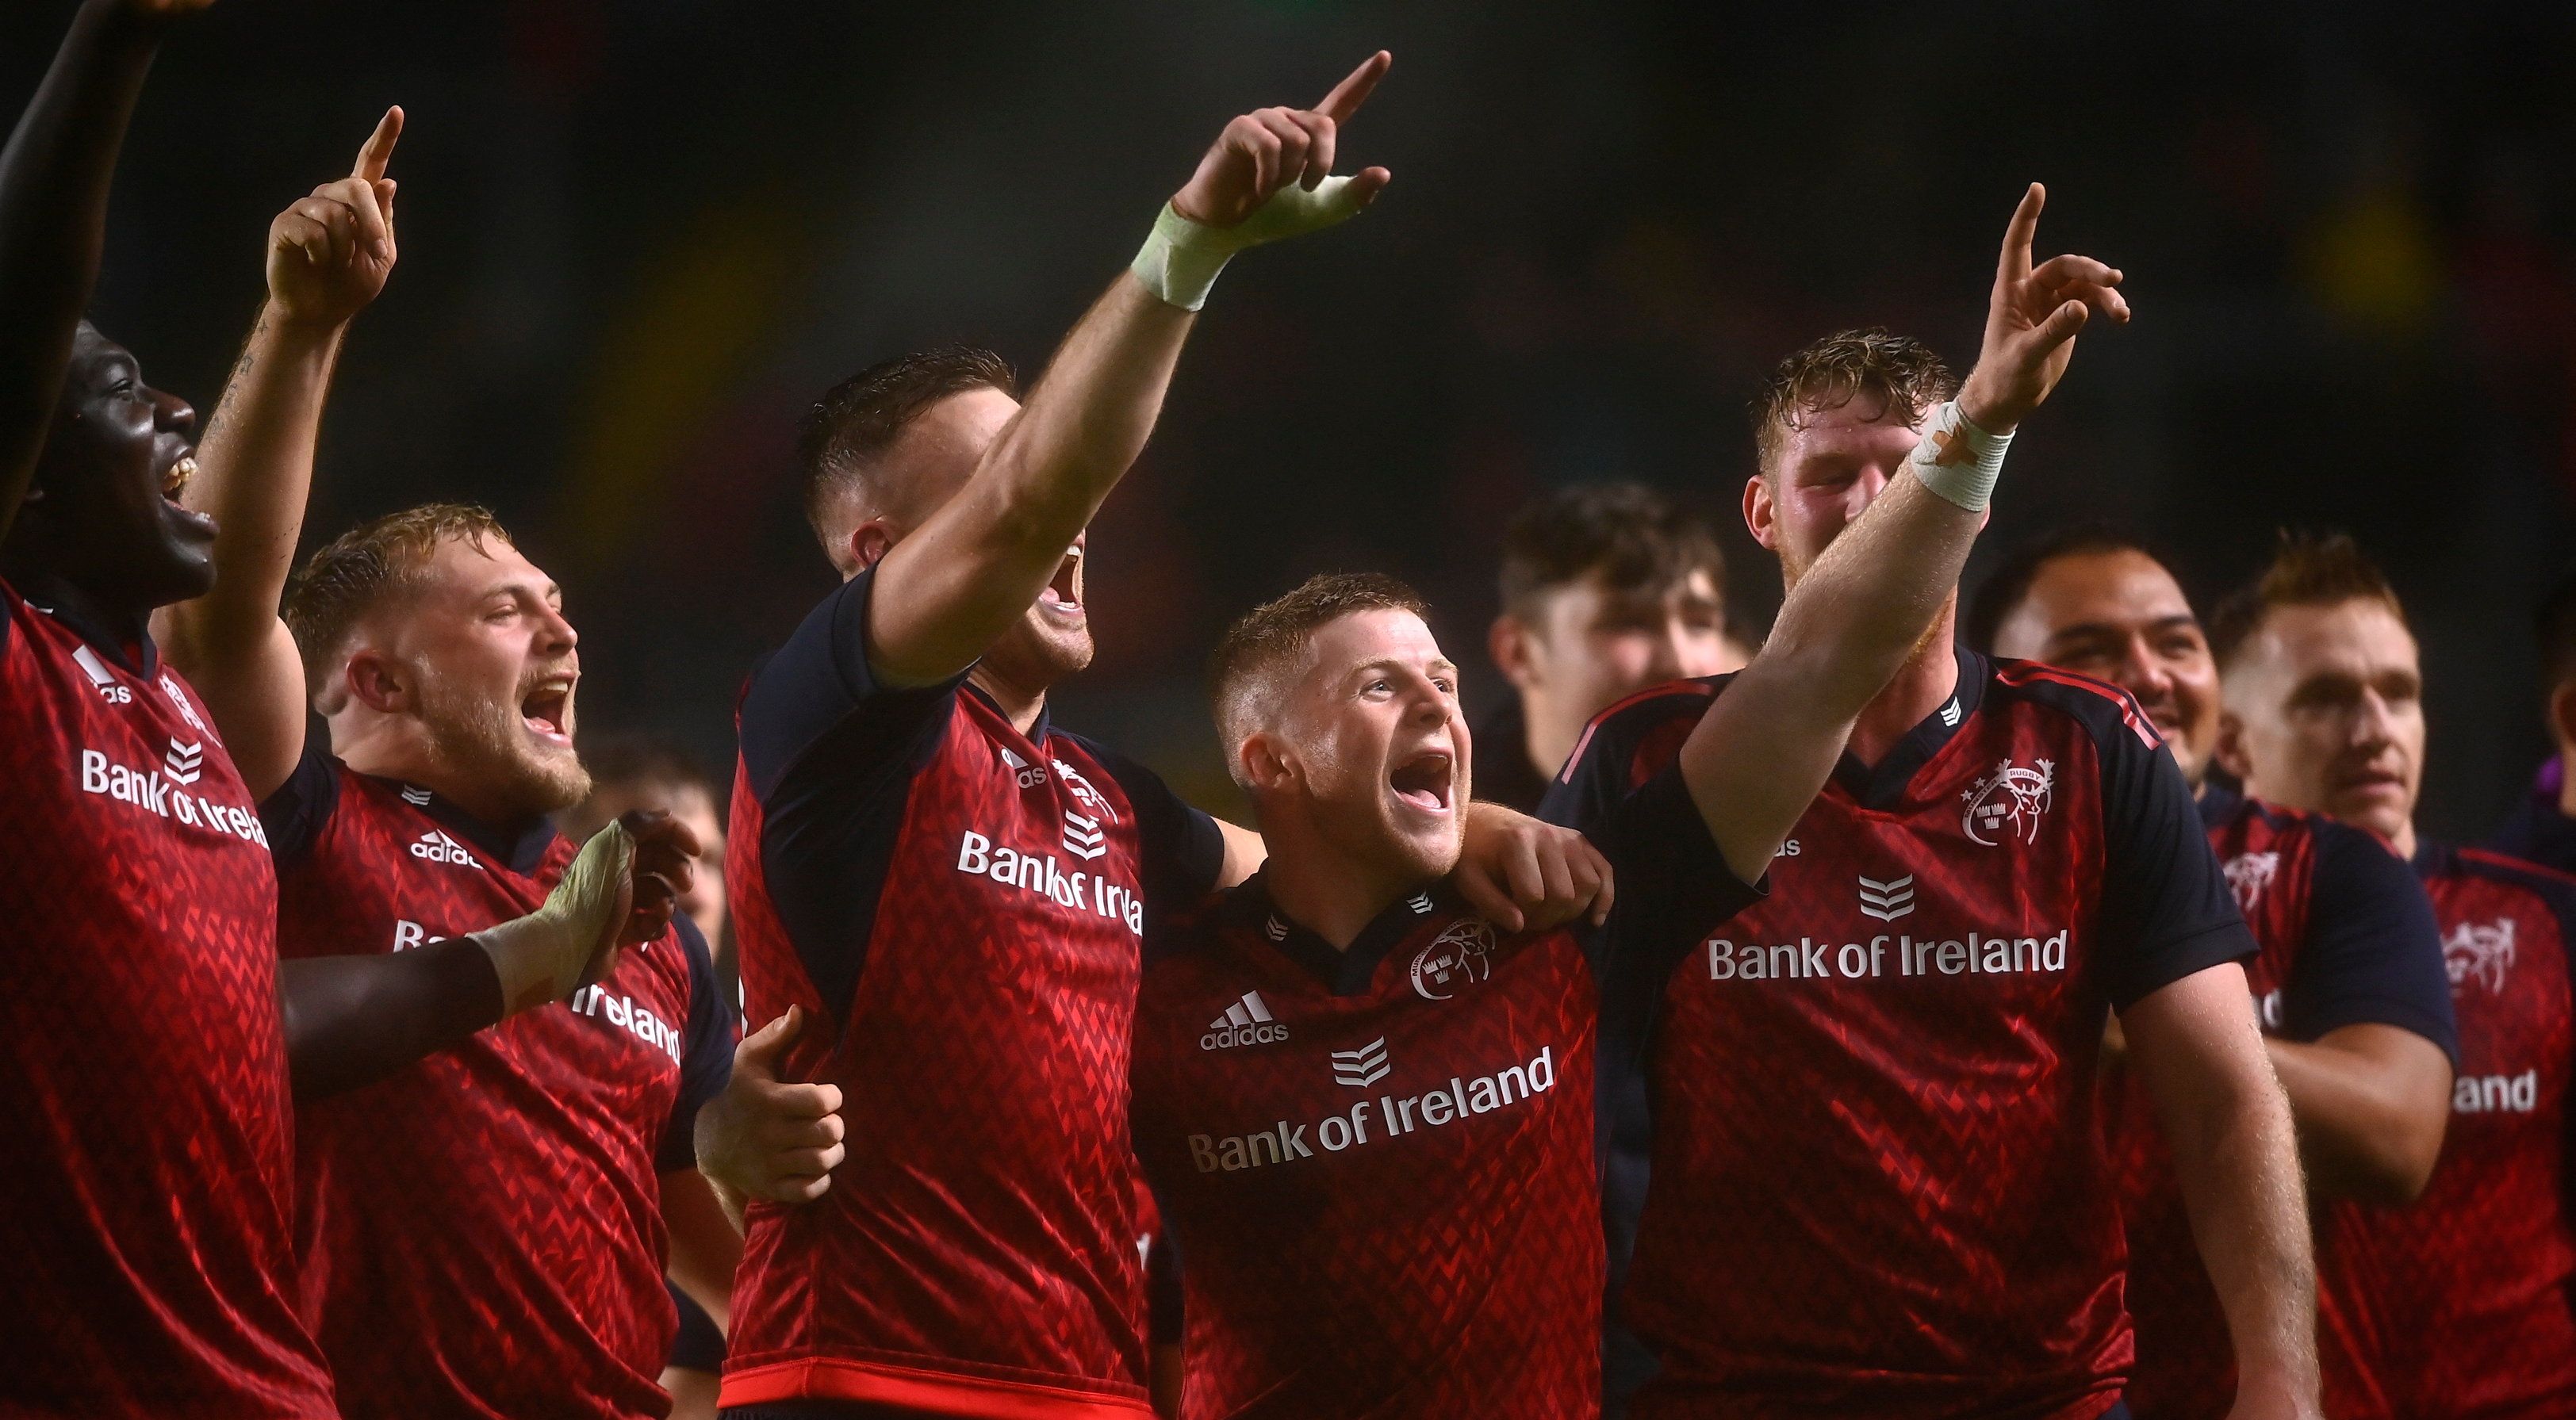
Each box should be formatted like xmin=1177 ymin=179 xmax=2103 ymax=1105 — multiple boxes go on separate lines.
xmin=2048 ymin=614 xmax=2201 ymax=644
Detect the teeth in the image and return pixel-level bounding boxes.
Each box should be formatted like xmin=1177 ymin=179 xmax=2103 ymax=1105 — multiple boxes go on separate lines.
xmin=164 ymin=454 xmax=197 ymax=496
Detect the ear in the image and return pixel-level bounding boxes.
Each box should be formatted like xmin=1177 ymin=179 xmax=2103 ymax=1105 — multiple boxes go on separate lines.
xmin=1488 ymin=613 xmax=1537 ymax=691
xmin=343 ymin=648 xmax=413 ymax=717
xmin=1240 ymin=730 xmax=1297 ymax=795
xmin=849 ymin=520 xmax=895 ymax=573
xmin=2212 ymin=707 xmax=2254 ymax=785
xmin=2549 ymin=680 xmax=2576 ymax=752
xmin=1742 ymin=474 xmax=1778 ymax=552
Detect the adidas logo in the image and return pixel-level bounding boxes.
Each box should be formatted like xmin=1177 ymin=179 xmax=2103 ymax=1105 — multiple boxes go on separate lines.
xmin=1331 ymin=1036 xmax=1391 ymax=1088
xmin=1858 ymin=873 xmax=1916 ymax=922
xmin=163 ymin=737 xmax=203 ymax=786
xmin=1062 ymin=810 xmax=1106 ymax=861
xmin=401 ymin=785 xmax=432 ymax=806
xmin=410 ymin=829 xmax=481 ymax=868
xmin=1200 ymin=991 xmax=1286 ymax=1050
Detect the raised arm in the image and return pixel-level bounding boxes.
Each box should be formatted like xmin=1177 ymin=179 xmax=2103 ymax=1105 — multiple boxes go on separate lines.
xmin=1681 ymin=185 xmax=2128 ymax=881
xmin=282 ymin=810 xmax=693 ymax=1100
xmin=0 ymin=0 xmax=210 ymax=544
xmin=863 ymin=52 xmax=1393 ymax=686
xmin=158 ymin=109 xmax=401 ymax=798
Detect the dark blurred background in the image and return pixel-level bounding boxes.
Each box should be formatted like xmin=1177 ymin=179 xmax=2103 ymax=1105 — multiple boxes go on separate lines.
xmin=16 ymin=0 xmax=2576 ymax=838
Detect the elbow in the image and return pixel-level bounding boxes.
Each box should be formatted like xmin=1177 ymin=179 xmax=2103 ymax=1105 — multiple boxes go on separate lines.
xmin=2304 ymin=1106 xmax=2448 ymax=1207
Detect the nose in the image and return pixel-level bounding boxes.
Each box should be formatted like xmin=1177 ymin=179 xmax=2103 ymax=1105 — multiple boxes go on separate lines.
xmin=539 ymin=601 xmax=579 ymax=653
xmin=1645 ymin=620 xmax=1692 ymax=680
xmin=1849 ymin=466 xmax=1891 ymax=515
xmin=151 ymin=388 xmax=196 ymax=438
xmin=2116 ymin=636 xmax=2174 ymax=703
xmin=2349 ymin=687 xmax=2398 ymax=748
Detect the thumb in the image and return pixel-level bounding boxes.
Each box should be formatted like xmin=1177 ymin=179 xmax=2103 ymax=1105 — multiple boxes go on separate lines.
xmin=2026 ymin=298 xmax=2089 ymax=357
xmin=375 ymin=179 xmax=397 ymax=238
xmin=737 ymin=1005 xmax=803 ymax=1076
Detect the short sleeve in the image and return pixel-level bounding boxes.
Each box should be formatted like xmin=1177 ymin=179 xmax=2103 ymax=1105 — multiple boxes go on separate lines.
xmin=738 ymin=565 xmax=961 ymax=802
xmin=656 ymin=915 xmax=738 ymax=1172
xmin=2278 ymin=820 xmax=2458 ymax=1062
xmin=1065 ymin=734 xmax=1226 ymax=915
xmin=1535 ymin=681 xmax=1719 ymax=838
xmin=1597 ymin=763 xmax=1765 ymax=976
xmin=2095 ymin=728 xmax=2257 ymax=1011
xmin=257 ymin=714 xmax=343 ymax=865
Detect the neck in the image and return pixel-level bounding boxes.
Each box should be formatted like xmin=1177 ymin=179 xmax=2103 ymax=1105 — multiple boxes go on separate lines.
xmin=1 ymin=557 xmax=152 ymax=651
xmin=1845 ymin=610 xmax=1961 ymax=767
xmin=329 ymin=712 xmax=537 ymax=828
xmin=2558 ymin=748 xmax=2576 ymax=820
xmin=2390 ymin=819 xmax=2420 ymax=859
xmin=1522 ymin=698 xmax=1578 ymax=790
xmin=968 ymin=664 xmax=1048 ymax=736
xmin=1258 ymin=816 xmax=1422 ymax=951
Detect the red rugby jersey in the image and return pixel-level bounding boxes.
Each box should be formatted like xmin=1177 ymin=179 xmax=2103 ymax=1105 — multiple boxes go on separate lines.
xmin=1133 ymin=768 xmax=1754 ymax=1419
xmin=1543 ymin=649 xmax=2253 ymax=1420
xmin=0 ymin=576 xmax=334 ymax=1419
xmin=262 ymin=718 xmax=732 ymax=1420
xmin=2312 ymin=843 xmax=2576 ymax=1420
xmin=2110 ymin=792 xmax=2451 ymax=1420
xmin=724 ymin=568 xmax=1225 ymax=1418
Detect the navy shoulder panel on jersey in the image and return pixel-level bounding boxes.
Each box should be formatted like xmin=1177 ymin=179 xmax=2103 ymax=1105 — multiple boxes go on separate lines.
xmin=1991 ymin=661 xmax=2254 ymax=1010
xmin=1535 ymin=673 xmax=1727 ymax=837
xmin=2286 ymin=816 xmax=2457 ymax=1062
xmin=2487 ymin=794 xmax=2576 ymax=878
xmin=1055 ymin=729 xmax=1227 ymax=917
xmin=257 ymin=713 xmax=343 ymax=866
xmin=657 ymin=913 xmax=736 ymax=1171
xmin=2448 ymin=844 xmax=2576 ymax=941
xmin=738 ymin=565 xmax=964 ymax=1020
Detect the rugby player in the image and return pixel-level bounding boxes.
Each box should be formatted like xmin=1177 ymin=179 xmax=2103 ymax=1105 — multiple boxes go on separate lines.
xmin=1 ymin=8 xmax=674 ymax=1414
xmin=159 ymin=116 xmax=741 ymax=1419
xmin=1479 ymin=480 xmax=1739 ymax=811
xmin=2209 ymin=532 xmax=2576 ymax=1418
xmin=1970 ymin=527 xmax=2453 ymax=1418
xmin=705 ymin=54 xmax=1607 ymax=1419
xmin=1133 ymin=239 xmax=2110 ymax=1414
xmin=1546 ymin=201 xmax=2317 ymax=1418
xmin=2490 ymin=565 xmax=2576 ymax=871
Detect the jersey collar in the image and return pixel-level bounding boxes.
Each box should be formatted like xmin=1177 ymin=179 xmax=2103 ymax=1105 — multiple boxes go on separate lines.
xmin=961 ymin=681 xmax=1053 ymax=745
xmin=14 ymin=568 xmax=156 ymax=676
xmin=366 ymin=772 xmax=559 ymax=876
xmin=1830 ymin=644 xmax=1986 ymax=810
xmin=1226 ymin=871 xmax=1451 ymax=997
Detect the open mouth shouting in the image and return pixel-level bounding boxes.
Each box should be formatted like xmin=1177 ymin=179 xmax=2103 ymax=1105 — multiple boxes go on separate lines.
xmin=160 ymin=451 xmax=197 ymax=503
xmin=1390 ymin=747 xmax=1457 ymax=817
xmin=1037 ymin=544 xmax=1085 ymax=622
xmin=520 ymin=676 xmax=577 ymax=748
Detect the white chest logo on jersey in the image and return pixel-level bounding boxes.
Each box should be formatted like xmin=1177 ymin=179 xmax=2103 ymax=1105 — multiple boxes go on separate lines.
xmin=999 ymin=746 xmax=1047 ymax=790
xmin=157 ymin=673 xmax=217 ymax=744
xmin=163 ymin=737 xmax=203 ymax=786
xmin=2224 ymin=852 xmax=2280 ymax=913
xmin=2444 ymin=917 xmax=2517 ymax=996
xmin=410 ymin=829 xmax=481 ymax=868
xmin=1409 ymin=918 xmax=1496 ymax=1001
xmin=1857 ymin=873 xmax=1916 ymax=921
xmin=1050 ymin=758 xmax=1120 ymax=824
xmin=70 ymin=644 xmax=131 ymax=703
xmin=567 ymin=984 xmax=684 ymax=1063
xmin=1202 ymin=990 xmax=1287 ymax=1049
xmin=1961 ymin=757 xmax=2055 ymax=847
xmin=1331 ymin=1035 xmax=1391 ymax=1087
xmin=1062 ymin=810 xmax=1106 ymax=861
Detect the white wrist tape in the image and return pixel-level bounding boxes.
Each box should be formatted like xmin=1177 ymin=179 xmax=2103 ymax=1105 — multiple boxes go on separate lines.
xmin=1907 ymin=400 xmax=2012 ymax=512
xmin=1129 ymin=175 xmax=1374 ymax=312
xmin=470 ymin=820 xmax=630 ymax=1015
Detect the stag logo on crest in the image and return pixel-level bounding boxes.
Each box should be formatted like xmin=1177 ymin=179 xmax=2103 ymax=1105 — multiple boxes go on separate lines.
xmin=2223 ymin=852 xmax=2280 ymax=913
xmin=1961 ymin=758 xmax=2055 ymax=847
xmin=1410 ymin=918 xmax=1497 ymax=1001
xmin=2444 ymin=917 xmax=2517 ymax=996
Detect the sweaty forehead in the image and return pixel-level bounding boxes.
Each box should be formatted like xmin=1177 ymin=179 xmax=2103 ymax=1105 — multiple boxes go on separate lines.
xmin=1304 ymin=608 xmax=1447 ymax=683
xmin=879 ymin=387 xmax=1020 ymax=519
xmin=416 ymin=534 xmax=555 ymax=605
xmin=1775 ymin=396 xmax=1927 ymax=466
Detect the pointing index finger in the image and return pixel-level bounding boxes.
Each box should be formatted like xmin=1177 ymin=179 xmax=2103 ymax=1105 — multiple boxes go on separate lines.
xmin=1315 ymin=50 xmax=1390 ymax=124
xmin=353 ymin=105 xmax=404 ymax=182
xmin=1997 ymin=182 xmax=2043 ymax=288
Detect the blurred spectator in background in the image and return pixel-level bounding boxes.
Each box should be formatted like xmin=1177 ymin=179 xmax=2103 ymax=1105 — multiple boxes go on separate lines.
xmin=564 ymin=731 xmax=729 ymax=957
xmin=563 ymin=733 xmax=734 ymax=1420
xmin=2490 ymin=565 xmax=2576 ymax=874
xmin=1480 ymin=482 xmax=1743 ymax=811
